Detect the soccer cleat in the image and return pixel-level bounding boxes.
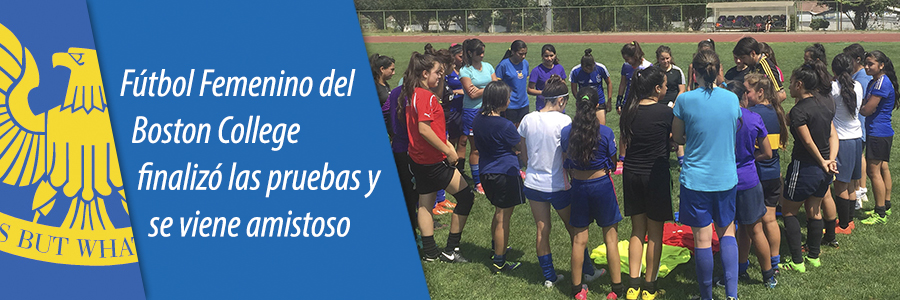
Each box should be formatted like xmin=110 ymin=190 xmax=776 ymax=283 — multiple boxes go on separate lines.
xmin=489 ymin=261 xmax=521 ymax=274
xmin=860 ymin=213 xmax=887 ymax=225
xmin=544 ymin=274 xmax=565 ymax=288
xmin=626 ymin=287 xmax=641 ymax=300
xmin=584 ymin=268 xmax=607 ymax=283
xmin=835 ymin=224 xmax=853 ymax=235
xmin=475 ymin=183 xmax=485 ymax=195
xmin=805 ymin=256 xmax=822 ymax=268
xmin=865 ymin=209 xmax=892 ymax=216
xmin=764 ymin=276 xmax=778 ymax=289
xmin=858 ymin=188 xmax=868 ymax=202
xmin=489 ymin=246 xmax=512 ymax=260
xmin=779 ymin=261 xmax=806 ymax=273
xmin=422 ymin=252 xmax=440 ymax=262
xmin=848 ymin=221 xmax=856 ymax=230
xmin=640 ymin=289 xmax=664 ymax=300
xmin=823 ymin=239 xmax=839 ymax=248
xmin=713 ymin=273 xmax=749 ymax=287
xmin=606 ymin=292 xmax=620 ymax=300
xmin=440 ymin=199 xmax=457 ymax=209
xmin=432 ymin=206 xmax=453 ymax=215
xmin=726 ymin=297 xmax=738 ymax=300
xmin=574 ymin=284 xmax=589 ymax=300
xmin=440 ymin=248 xmax=469 ymax=263
xmin=520 ymin=170 xmax=526 ymax=180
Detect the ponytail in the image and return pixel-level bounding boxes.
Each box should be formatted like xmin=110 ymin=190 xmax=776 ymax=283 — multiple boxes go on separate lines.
xmin=569 ymin=89 xmax=601 ymax=166
xmin=542 ymin=75 xmax=569 ymax=107
xmin=745 ymin=73 xmax=788 ymax=148
xmin=398 ymin=51 xmax=437 ymax=124
xmin=621 ymin=41 xmax=644 ymax=63
xmin=832 ymin=53 xmax=859 ymax=115
xmin=500 ymin=40 xmax=527 ymax=64
xmin=369 ymin=53 xmax=395 ymax=84
xmin=805 ymin=43 xmax=827 ymax=64
xmin=462 ymin=38 xmax=485 ymax=67
xmin=620 ymin=66 xmax=665 ymax=148
xmin=693 ymin=49 xmax=720 ymax=90
xmin=866 ymin=50 xmax=900 ymax=110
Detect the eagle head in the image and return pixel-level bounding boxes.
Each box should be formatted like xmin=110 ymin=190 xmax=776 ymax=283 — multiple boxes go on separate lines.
xmin=52 ymin=47 xmax=106 ymax=113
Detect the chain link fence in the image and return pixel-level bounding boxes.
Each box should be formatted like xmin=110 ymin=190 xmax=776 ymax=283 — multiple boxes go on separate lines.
xmin=358 ymin=5 xmax=712 ymax=33
xmin=357 ymin=2 xmax=899 ymax=33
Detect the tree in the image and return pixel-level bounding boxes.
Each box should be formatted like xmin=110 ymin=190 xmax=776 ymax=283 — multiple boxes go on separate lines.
xmin=823 ymin=0 xmax=894 ymax=30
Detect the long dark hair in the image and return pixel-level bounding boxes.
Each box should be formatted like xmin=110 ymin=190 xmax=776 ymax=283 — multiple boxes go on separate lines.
xmin=733 ymin=37 xmax=760 ymax=57
xmin=760 ymin=42 xmax=778 ymax=66
xmin=542 ymin=44 xmax=560 ymax=65
xmin=807 ymin=59 xmax=833 ymax=95
xmin=369 ymin=53 xmax=394 ymax=84
xmin=745 ymin=73 xmax=789 ymax=148
xmin=462 ymin=38 xmax=485 ymax=67
xmin=620 ymin=66 xmax=665 ymax=148
xmin=832 ymin=53 xmax=859 ymax=115
xmin=866 ymin=50 xmax=900 ymax=110
xmin=843 ymin=43 xmax=866 ymax=67
xmin=500 ymin=40 xmax=527 ymax=64
xmin=569 ymin=87 xmax=601 ymax=166
xmin=792 ymin=63 xmax=829 ymax=98
xmin=481 ymin=81 xmax=510 ymax=116
xmin=621 ymin=41 xmax=644 ymax=63
xmin=698 ymin=39 xmax=716 ymax=51
xmin=693 ymin=49 xmax=720 ymax=90
xmin=542 ymin=75 xmax=568 ymax=107
xmin=805 ymin=43 xmax=827 ymax=64
xmin=397 ymin=51 xmax=437 ymax=124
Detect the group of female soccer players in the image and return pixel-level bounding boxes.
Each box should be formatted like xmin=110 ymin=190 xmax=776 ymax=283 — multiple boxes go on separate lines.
xmin=372 ymin=36 xmax=897 ymax=300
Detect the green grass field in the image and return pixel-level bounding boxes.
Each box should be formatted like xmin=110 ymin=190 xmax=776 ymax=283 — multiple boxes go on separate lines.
xmin=366 ymin=41 xmax=900 ymax=300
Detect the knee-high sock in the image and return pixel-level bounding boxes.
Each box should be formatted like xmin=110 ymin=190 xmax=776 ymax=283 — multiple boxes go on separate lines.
xmin=823 ymin=219 xmax=836 ymax=242
xmin=783 ymin=215 xmax=803 ymax=263
xmin=835 ymin=197 xmax=852 ymax=228
xmin=720 ymin=236 xmax=738 ymax=299
xmin=806 ymin=219 xmax=824 ymax=259
xmin=470 ymin=164 xmax=480 ymax=185
xmin=695 ymin=247 xmax=714 ymax=300
xmin=583 ymin=248 xmax=595 ymax=276
xmin=538 ymin=254 xmax=557 ymax=282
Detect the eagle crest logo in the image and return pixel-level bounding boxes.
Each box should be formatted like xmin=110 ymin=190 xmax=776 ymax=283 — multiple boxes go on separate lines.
xmin=0 ymin=21 xmax=136 ymax=266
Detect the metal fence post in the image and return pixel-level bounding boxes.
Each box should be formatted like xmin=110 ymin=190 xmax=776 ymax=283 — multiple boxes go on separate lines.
xmin=614 ymin=7 xmax=617 ymax=32
xmin=465 ymin=10 xmax=468 ymax=32
xmin=522 ymin=8 xmax=526 ymax=32
xmin=647 ymin=6 xmax=650 ymax=31
xmin=409 ymin=10 xmax=412 ymax=32
xmin=382 ymin=11 xmax=386 ymax=30
xmin=579 ymin=7 xmax=583 ymax=32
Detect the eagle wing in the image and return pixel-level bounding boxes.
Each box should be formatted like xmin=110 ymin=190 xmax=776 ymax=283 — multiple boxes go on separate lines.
xmin=0 ymin=23 xmax=47 ymax=187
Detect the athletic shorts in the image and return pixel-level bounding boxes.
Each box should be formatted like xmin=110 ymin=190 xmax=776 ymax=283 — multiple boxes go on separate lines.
xmin=462 ymin=108 xmax=478 ymax=136
xmin=678 ymin=185 xmax=736 ymax=228
xmin=865 ymin=136 xmax=892 ymax=162
xmin=622 ymin=168 xmax=673 ymax=221
xmin=481 ymin=173 xmax=526 ymax=209
xmin=569 ymin=176 xmax=622 ymax=228
xmin=409 ymin=160 xmax=455 ymax=195
xmin=501 ymin=106 xmax=529 ymax=125
xmin=735 ymin=183 xmax=766 ymax=225
xmin=445 ymin=107 xmax=463 ymax=139
xmin=760 ymin=177 xmax=782 ymax=207
xmin=836 ymin=138 xmax=863 ymax=182
xmin=783 ymin=160 xmax=832 ymax=202
xmin=523 ymin=187 xmax=571 ymax=210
